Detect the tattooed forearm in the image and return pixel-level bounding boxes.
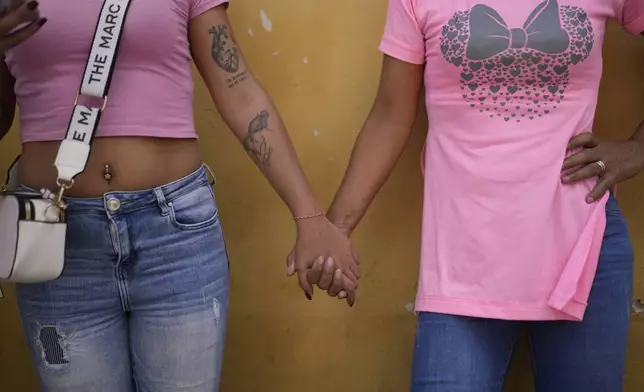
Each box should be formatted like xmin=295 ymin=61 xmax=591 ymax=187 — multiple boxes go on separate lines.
xmin=243 ymin=110 xmax=274 ymax=166
xmin=209 ymin=24 xmax=249 ymax=88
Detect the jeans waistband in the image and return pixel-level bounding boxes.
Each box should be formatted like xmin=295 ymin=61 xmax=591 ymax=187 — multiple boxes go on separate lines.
xmin=56 ymin=164 xmax=214 ymax=215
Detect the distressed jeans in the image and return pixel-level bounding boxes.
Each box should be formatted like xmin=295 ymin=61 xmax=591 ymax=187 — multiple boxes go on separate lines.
xmin=16 ymin=165 xmax=230 ymax=392
xmin=410 ymin=192 xmax=633 ymax=392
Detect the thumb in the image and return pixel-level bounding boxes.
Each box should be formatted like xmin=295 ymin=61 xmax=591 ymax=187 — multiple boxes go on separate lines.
xmin=297 ymin=270 xmax=314 ymax=300
xmin=286 ymin=250 xmax=296 ymax=276
xmin=346 ymin=290 xmax=356 ymax=307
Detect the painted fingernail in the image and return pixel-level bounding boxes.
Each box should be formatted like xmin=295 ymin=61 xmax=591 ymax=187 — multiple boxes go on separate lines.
xmin=27 ymin=1 xmax=38 ymax=10
xmin=586 ymin=197 xmax=594 ymax=203
xmin=37 ymin=18 xmax=47 ymax=27
xmin=305 ymin=292 xmax=312 ymax=300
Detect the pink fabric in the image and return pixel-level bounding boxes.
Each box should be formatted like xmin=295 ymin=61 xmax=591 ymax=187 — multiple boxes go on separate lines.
xmin=6 ymin=0 xmax=229 ymax=143
xmin=381 ymin=0 xmax=644 ymax=321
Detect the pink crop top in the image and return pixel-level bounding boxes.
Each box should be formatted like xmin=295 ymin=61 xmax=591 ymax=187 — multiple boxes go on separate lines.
xmin=5 ymin=0 xmax=229 ymax=143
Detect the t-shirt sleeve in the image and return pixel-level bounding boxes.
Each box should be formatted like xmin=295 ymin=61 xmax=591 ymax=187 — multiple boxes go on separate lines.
xmin=378 ymin=0 xmax=425 ymax=64
xmin=619 ymin=0 xmax=644 ymax=34
xmin=190 ymin=0 xmax=229 ymax=20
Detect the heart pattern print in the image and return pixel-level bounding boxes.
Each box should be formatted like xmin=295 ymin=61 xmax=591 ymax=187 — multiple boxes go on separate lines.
xmin=440 ymin=0 xmax=594 ymax=122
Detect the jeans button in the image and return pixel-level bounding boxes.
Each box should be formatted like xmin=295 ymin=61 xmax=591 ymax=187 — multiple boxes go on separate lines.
xmin=106 ymin=198 xmax=121 ymax=212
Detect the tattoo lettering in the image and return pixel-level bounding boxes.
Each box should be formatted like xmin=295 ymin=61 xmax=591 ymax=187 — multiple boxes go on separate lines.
xmin=209 ymin=24 xmax=249 ymax=88
xmin=226 ymin=71 xmax=248 ymax=88
xmin=243 ymin=110 xmax=274 ymax=166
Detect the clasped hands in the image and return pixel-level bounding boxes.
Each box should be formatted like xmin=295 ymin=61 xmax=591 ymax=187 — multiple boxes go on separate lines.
xmin=286 ymin=216 xmax=359 ymax=306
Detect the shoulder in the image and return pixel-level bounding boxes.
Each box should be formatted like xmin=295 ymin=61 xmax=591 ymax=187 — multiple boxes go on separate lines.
xmin=187 ymin=0 xmax=229 ymax=20
xmin=598 ymin=0 xmax=644 ymax=34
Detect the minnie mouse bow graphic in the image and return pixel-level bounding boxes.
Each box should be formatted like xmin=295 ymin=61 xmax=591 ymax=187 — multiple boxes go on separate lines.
xmin=466 ymin=0 xmax=570 ymax=61
xmin=440 ymin=0 xmax=594 ymax=121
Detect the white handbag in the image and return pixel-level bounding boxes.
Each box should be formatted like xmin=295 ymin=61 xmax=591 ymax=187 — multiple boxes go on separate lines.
xmin=0 ymin=0 xmax=132 ymax=288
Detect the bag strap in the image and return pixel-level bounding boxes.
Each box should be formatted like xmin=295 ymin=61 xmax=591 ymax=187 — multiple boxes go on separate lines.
xmin=3 ymin=0 xmax=132 ymax=196
xmin=1 ymin=0 xmax=132 ymax=193
xmin=54 ymin=0 xmax=132 ymax=189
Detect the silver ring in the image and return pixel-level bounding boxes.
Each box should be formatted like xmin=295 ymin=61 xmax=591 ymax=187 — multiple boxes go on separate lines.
xmin=595 ymin=160 xmax=606 ymax=173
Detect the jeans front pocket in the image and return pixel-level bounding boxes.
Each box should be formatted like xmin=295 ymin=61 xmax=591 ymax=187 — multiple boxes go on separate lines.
xmin=168 ymin=184 xmax=219 ymax=230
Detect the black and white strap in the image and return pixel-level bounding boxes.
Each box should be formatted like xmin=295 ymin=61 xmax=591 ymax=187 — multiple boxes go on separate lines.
xmin=54 ymin=0 xmax=132 ymax=184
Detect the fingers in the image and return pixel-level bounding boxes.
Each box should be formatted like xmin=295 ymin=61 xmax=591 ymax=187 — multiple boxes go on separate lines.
xmin=317 ymin=257 xmax=336 ymax=290
xmin=0 ymin=17 xmax=44 ymax=52
xmin=348 ymin=256 xmax=361 ymax=280
xmin=286 ymin=250 xmax=296 ymax=276
xmin=561 ymin=160 xmax=604 ymax=184
xmin=0 ymin=1 xmax=40 ymax=34
xmin=562 ymin=146 xmax=599 ymax=171
xmin=305 ymin=256 xmax=324 ymax=285
xmin=345 ymin=289 xmax=356 ymax=307
xmin=322 ymin=256 xmax=359 ymax=292
xmin=586 ymin=175 xmax=612 ymax=203
xmin=297 ymin=270 xmax=314 ymax=300
xmin=567 ymin=132 xmax=598 ymax=150
xmin=327 ymin=269 xmax=344 ymax=297
xmin=341 ymin=272 xmax=358 ymax=292
xmin=352 ymin=247 xmax=361 ymax=266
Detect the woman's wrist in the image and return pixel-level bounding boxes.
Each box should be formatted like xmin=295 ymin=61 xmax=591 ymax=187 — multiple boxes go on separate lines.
xmin=325 ymin=209 xmax=357 ymax=237
xmin=293 ymin=211 xmax=325 ymax=221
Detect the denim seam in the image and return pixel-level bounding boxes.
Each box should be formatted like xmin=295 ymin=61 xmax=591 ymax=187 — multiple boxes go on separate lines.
xmin=499 ymin=331 xmax=518 ymax=392
xmin=164 ymin=179 xmax=211 ymax=204
xmin=527 ymin=330 xmax=539 ymax=390
xmin=166 ymin=184 xmax=220 ymax=231
xmin=110 ymin=219 xmax=130 ymax=312
xmin=66 ymin=181 xmax=211 ymax=217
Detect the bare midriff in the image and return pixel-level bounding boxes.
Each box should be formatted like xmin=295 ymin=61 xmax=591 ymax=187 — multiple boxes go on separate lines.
xmin=19 ymin=137 xmax=203 ymax=197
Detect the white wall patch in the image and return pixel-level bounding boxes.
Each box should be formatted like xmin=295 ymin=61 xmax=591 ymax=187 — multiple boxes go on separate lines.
xmin=260 ymin=9 xmax=272 ymax=32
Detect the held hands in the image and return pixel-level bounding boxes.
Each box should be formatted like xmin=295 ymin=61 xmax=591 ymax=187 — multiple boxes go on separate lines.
xmin=286 ymin=216 xmax=360 ymax=307
xmin=562 ymin=132 xmax=644 ymax=201
xmin=0 ymin=1 xmax=45 ymax=53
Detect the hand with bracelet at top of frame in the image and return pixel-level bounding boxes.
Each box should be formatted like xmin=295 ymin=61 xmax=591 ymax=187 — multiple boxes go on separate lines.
xmin=286 ymin=212 xmax=360 ymax=307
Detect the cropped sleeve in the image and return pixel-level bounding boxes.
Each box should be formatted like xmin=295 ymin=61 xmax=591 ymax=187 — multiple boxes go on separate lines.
xmin=379 ymin=0 xmax=425 ymax=64
xmin=619 ymin=0 xmax=644 ymax=34
xmin=189 ymin=0 xmax=229 ymax=20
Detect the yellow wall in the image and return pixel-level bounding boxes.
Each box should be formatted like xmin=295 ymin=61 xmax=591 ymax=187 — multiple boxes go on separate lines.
xmin=1 ymin=3 xmax=644 ymax=391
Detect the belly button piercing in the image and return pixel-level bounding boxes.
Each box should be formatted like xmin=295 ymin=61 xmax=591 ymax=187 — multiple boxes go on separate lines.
xmin=104 ymin=164 xmax=112 ymax=182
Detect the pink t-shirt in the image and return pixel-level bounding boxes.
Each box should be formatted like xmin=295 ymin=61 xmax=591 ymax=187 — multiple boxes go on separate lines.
xmin=5 ymin=0 xmax=229 ymax=143
xmin=380 ymin=0 xmax=644 ymax=321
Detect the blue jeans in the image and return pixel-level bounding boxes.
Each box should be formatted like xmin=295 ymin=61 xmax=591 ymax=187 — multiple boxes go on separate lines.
xmin=16 ymin=165 xmax=230 ymax=392
xmin=411 ymin=193 xmax=633 ymax=392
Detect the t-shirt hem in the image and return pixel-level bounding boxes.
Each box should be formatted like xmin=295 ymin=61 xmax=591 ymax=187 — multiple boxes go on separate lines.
xmin=415 ymin=296 xmax=584 ymax=322
xmin=624 ymin=13 xmax=644 ymax=35
xmin=547 ymin=292 xmax=587 ymax=321
xmin=21 ymin=130 xmax=199 ymax=144
xmin=379 ymin=36 xmax=425 ymax=65
xmin=190 ymin=0 xmax=229 ymax=20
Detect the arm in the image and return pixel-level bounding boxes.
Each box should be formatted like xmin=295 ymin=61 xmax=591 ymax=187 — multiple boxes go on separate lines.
xmin=326 ymin=55 xmax=424 ymax=235
xmin=189 ymin=6 xmax=320 ymax=218
xmin=188 ymin=4 xmax=360 ymax=302
xmin=560 ymin=30 xmax=644 ymax=201
xmin=0 ymin=58 xmax=15 ymax=141
xmin=0 ymin=1 xmax=46 ymax=141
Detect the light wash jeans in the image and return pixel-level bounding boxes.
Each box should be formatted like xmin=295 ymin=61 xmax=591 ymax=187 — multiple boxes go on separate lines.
xmin=411 ymin=192 xmax=633 ymax=392
xmin=16 ymin=165 xmax=230 ymax=392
